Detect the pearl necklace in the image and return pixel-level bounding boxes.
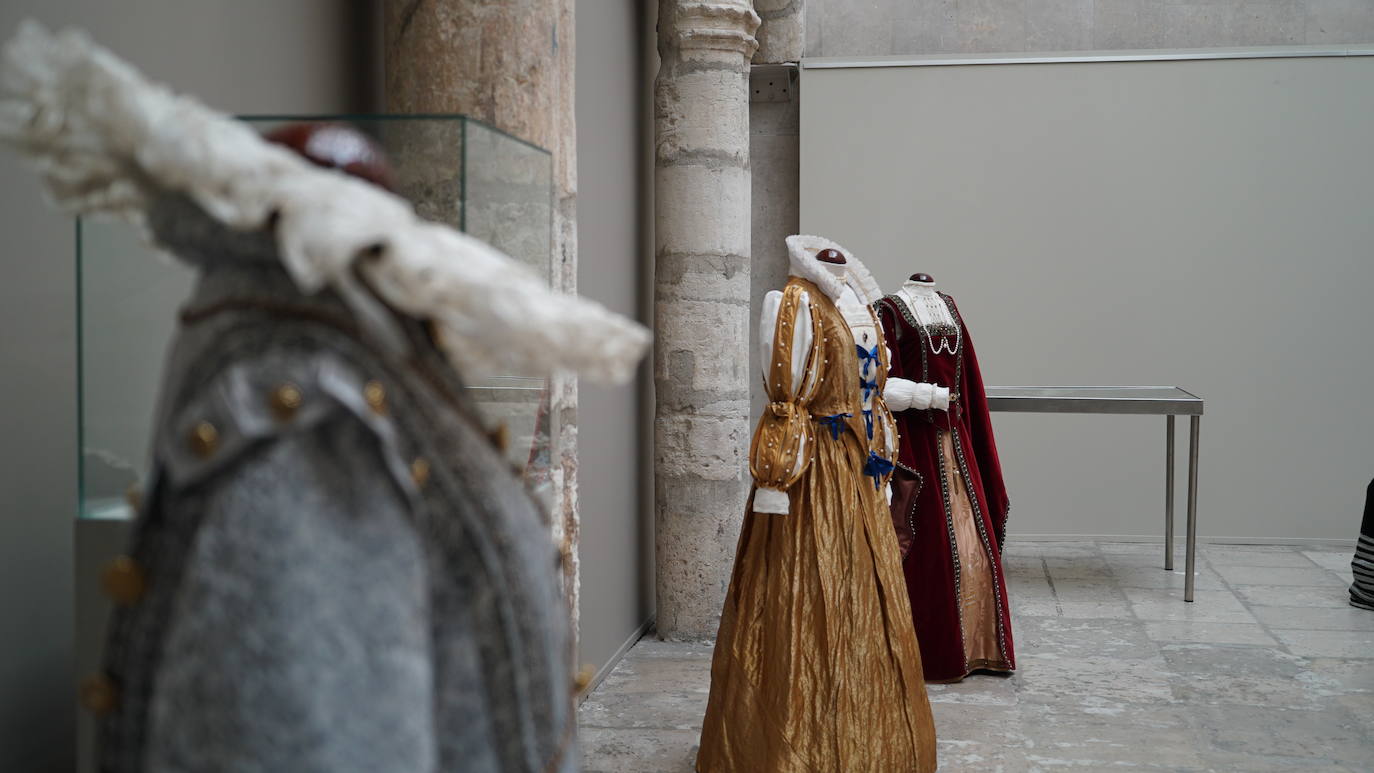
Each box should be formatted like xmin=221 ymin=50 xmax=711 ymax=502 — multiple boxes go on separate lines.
xmin=898 ymin=287 xmax=961 ymax=356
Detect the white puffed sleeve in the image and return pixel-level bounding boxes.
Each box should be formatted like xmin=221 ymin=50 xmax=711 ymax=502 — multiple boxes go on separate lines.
xmin=885 ymin=377 xmax=950 ymax=412
xmin=753 ymin=289 xmax=814 ymax=515
xmin=759 ymin=290 xmax=812 ymax=390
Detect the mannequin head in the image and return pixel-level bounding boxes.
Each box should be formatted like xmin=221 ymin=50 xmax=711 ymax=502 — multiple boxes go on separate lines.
xmin=817 ymin=248 xmax=847 ymax=265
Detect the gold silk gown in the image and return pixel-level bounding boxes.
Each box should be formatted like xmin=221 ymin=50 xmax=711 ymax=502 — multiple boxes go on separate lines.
xmin=697 ymin=238 xmax=938 ymax=773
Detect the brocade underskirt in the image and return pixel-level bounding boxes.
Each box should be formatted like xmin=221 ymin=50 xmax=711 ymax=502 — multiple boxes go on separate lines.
xmin=941 ymin=430 xmax=1010 ymax=677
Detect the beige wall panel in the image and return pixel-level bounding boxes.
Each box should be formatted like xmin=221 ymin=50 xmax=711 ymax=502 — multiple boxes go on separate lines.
xmin=801 ymin=53 xmax=1374 ymax=542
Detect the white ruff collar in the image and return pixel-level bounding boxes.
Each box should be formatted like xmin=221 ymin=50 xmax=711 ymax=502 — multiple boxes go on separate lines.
xmin=783 ymin=234 xmax=884 ymax=305
xmin=0 ymin=22 xmax=649 ymax=383
xmin=901 ymin=278 xmax=938 ymax=296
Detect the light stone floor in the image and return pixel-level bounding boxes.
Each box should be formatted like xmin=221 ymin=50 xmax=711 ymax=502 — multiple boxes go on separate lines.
xmin=578 ymin=541 xmax=1374 ymax=772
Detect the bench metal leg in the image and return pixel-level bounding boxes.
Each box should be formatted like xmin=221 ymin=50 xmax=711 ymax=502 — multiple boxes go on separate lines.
xmin=1185 ymin=416 xmax=1201 ymax=602
xmin=1165 ymin=415 xmax=1175 ymax=571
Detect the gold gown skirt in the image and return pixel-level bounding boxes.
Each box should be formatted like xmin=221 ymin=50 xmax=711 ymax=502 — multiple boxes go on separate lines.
xmin=696 ymin=429 xmax=938 ymax=773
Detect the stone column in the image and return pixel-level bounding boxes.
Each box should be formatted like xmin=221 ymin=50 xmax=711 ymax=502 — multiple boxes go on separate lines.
xmin=754 ymin=0 xmax=803 ymax=63
xmin=383 ymin=0 xmax=582 ymax=636
xmin=654 ymin=1 xmax=761 ymax=640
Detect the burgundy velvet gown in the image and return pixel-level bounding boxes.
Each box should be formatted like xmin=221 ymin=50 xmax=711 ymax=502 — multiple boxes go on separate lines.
xmin=876 ymin=291 xmax=1016 ymax=683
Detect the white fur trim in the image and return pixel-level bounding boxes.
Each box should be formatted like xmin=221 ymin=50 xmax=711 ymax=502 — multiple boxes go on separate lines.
xmin=0 ymin=22 xmax=649 ymax=383
xmin=784 ymin=234 xmax=884 ymax=305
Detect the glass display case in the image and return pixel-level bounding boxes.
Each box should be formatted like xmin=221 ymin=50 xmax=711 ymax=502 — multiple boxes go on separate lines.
xmin=76 ymin=114 xmax=555 ymax=520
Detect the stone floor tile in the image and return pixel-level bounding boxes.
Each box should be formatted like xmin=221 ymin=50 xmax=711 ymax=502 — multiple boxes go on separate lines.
xmin=1049 ymin=576 xmax=1127 ymax=601
xmin=1109 ymin=563 xmax=1227 ymax=591
xmin=1214 ymin=564 xmax=1347 ymax=587
xmin=1203 ymin=546 xmax=1317 ymax=567
xmin=930 ymin=701 xmax=1021 ymax=735
xmin=578 ymin=686 xmax=708 ymax=731
xmin=1197 ymin=751 xmax=1362 ymax=772
xmin=1041 ymin=555 xmax=1114 ymax=580
xmin=1322 ymin=692 xmax=1374 ymax=730
xmin=1235 ymin=584 xmax=1353 ymax=609
xmin=936 ymin=743 xmax=1029 ymax=773
xmin=1101 ymin=550 xmax=1182 ymax=567
xmin=1015 ymin=615 xmax=1158 ymax=660
xmin=1022 ymin=542 xmax=1103 ymax=559
xmin=1098 ymin=541 xmax=1167 ymax=555
xmin=595 ymin=658 xmax=712 ymax=696
xmin=1159 ymin=643 xmax=1322 ymax=710
xmin=926 ymin=673 xmax=1020 ymax=706
xmin=1016 ymin=654 xmax=1174 ymax=708
xmin=1004 ymin=570 xmax=1050 ymax=592
xmin=1013 ymin=597 xmax=1137 ymax=619
xmin=1009 ymin=598 xmax=1063 ymax=618
xmin=1057 ymin=600 xmax=1140 ymax=619
xmin=1018 ymin=703 xmax=1205 ymax=769
xmin=1304 ymin=657 xmax=1374 ymax=693
xmin=1006 ymin=572 xmax=1048 ymax=591
xmin=1001 ymin=542 xmax=1045 ymax=557
xmin=1303 ymin=548 xmax=1356 ymax=572
xmin=1125 ymin=587 xmax=1258 ymax=624
xmin=1002 ymin=553 xmax=1048 ymax=572
xmin=1328 ymin=568 xmax=1356 ymax=586
xmin=1122 ymin=586 xmax=1241 ymax=605
xmin=1202 ymin=543 xmax=1294 ymax=552
xmin=928 ymin=704 xmax=1029 ymax=771
xmin=1273 ymin=628 xmax=1374 ymax=659
xmin=1188 ymin=703 xmax=1373 ymax=768
xmin=1093 ymin=557 xmax=1181 ymax=573
xmin=595 ymin=644 xmax=711 ymax=696
xmin=1251 ymin=604 xmax=1374 ymax=632
xmin=577 ymin=727 xmax=699 ymax=773
xmin=1144 ymin=620 xmax=1277 ymax=646
xmin=1006 ymin=574 xmax=1057 ymax=600
xmin=627 ymin=640 xmax=714 ymax=659
xmin=578 ymin=540 xmax=1374 ymax=770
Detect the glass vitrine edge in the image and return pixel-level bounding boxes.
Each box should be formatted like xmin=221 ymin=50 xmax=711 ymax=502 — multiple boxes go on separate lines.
xmin=75 ymin=216 xmax=86 ymax=518
xmin=235 ymin=113 xmax=551 ymax=157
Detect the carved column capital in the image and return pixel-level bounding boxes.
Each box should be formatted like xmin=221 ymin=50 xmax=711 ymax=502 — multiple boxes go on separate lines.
xmin=664 ymin=1 xmax=761 ymax=59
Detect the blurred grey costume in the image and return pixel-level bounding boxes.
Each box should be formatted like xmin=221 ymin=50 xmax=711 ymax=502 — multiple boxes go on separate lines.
xmin=98 ymin=197 xmax=576 ymax=773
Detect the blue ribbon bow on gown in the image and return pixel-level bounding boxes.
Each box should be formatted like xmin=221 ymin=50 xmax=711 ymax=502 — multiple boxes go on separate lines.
xmin=861 ymin=409 xmax=876 ymax=440
xmin=816 ymin=412 xmax=853 ymax=441
xmin=855 ymin=343 xmax=880 ymax=370
xmin=863 ymin=451 xmax=895 ymax=489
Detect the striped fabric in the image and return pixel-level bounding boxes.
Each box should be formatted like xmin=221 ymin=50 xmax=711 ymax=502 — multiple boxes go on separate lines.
xmin=1353 ymin=534 xmax=1374 ymax=610
xmin=1351 ymin=479 xmax=1374 ymax=611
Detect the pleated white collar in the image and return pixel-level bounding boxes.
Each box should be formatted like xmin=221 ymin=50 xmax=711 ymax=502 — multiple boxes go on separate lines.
xmin=784 ymin=234 xmax=884 ymax=306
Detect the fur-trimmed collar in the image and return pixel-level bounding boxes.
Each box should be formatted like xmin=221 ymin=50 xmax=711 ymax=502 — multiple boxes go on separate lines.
xmin=784 ymin=234 xmax=884 ymax=305
xmin=0 ymin=21 xmax=650 ymax=384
